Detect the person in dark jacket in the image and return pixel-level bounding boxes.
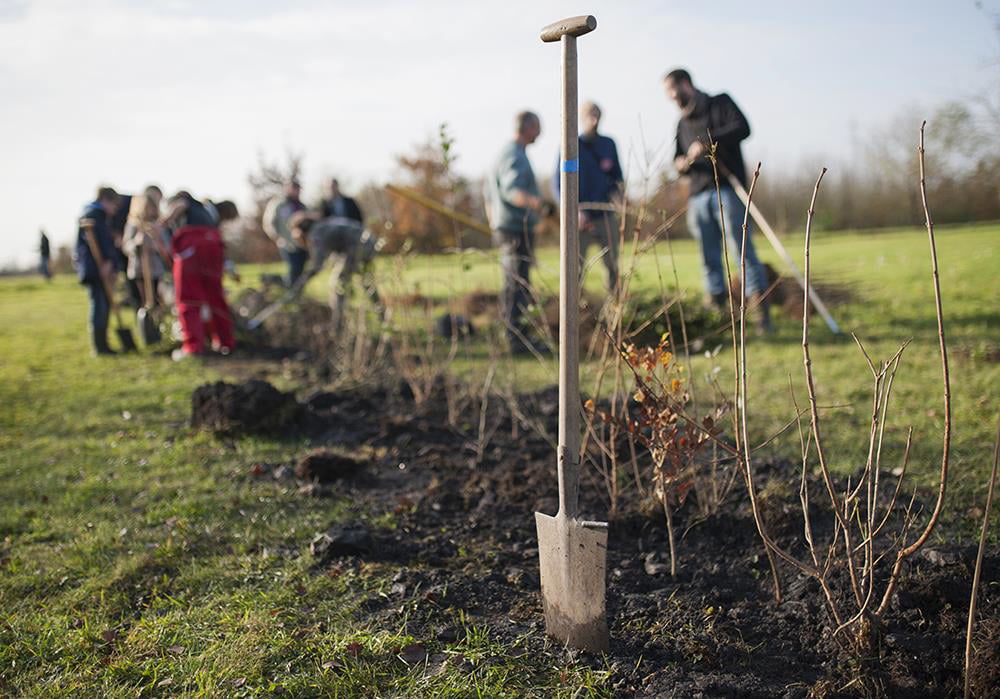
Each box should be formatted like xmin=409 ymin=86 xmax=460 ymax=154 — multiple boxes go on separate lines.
xmin=161 ymin=192 xmax=238 ymax=360
xmin=74 ymin=187 xmax=123 ymax=355
xmin=317 ymin=178 xmax=363 ymax=224
xmin=664 ymin=68 xmax=771 ymax=332
xmin=553 ymin=100 xmax=623 ymax=294
xmin=39 ymin=229 xmax=51 ymax=280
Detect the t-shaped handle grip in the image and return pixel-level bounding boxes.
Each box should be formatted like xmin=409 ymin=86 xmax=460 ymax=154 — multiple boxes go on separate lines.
xmin=539 ymin=15 xmax=596 ymax=42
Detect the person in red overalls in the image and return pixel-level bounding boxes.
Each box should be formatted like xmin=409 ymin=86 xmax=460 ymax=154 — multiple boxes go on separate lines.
xmin=160 ymin=192 xmax=239 ymax=360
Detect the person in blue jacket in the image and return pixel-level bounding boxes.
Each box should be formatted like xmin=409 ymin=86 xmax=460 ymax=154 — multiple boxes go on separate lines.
xmin=74 ymin=187 xmax=123 ymax=355
xmin=553 ymin=100 xmax=624 ymax=295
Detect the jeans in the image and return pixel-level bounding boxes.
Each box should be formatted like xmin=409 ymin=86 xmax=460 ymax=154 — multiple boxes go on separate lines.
xmin=281 ymin=247 xmax=310 ymax=288
xmin=686 ymin=187 xmax=768 ymax=297
xmin=582 ymin=211 xmax=619 ymax=294
xmin=496 ymin=228 xmax=534 ymax=345
xmin=86 ymin=281 xmax=110 ymax=349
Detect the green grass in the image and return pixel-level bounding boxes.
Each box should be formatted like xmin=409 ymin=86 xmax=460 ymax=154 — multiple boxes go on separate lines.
xmin=359 ymin=222 xmax=999 ymax=506
xmin=0 ymin=277 xmax=609 ymax=696
xmin=1 ymin=221 xmax=997 ymax=694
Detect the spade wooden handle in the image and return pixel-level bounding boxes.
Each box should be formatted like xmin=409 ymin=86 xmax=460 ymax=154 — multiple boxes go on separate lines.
xmin=539 ymin=15 xmax=596 ymax=42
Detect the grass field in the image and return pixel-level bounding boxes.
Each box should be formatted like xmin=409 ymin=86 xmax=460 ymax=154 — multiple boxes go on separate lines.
xmin=0 ymin=222 xmax=997 ymax=695
xmin=372 ymin=222 xmax=1000 ymax=500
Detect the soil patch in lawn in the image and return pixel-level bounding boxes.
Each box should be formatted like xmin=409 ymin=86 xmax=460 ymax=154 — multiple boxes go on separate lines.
xmin=206 ymin=374 xmax=998 ymax=697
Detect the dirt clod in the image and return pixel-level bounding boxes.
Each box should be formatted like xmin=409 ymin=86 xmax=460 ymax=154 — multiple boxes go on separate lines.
xmin=295 ymin=449 xmax=366 ymax=483
xmin=310 ymin=524 xmax=373 ymax=560
xmin=191 ymin=380 xmax=299 ymax=434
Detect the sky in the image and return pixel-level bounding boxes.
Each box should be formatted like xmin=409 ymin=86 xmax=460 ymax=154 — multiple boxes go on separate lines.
xmin=1 ymin=0 xmax=997 ymax=266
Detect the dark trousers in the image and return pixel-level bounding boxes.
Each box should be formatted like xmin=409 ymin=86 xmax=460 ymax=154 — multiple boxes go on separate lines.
xmin=127 ymin=276 xmax=161 ymax=309
xmin=281 ymin=247 xmax=310 ymax=288
xmin=86 ymin=281 xmax=110 ymax=350
xmin=497 ymin=228 xmax=534 ymax=345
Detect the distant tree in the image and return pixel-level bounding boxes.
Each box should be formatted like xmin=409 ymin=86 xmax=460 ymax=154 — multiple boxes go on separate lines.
xmin=50 ymin=245 xmax=74 ymax=275
xmin=381 ymin=124 xmax=487 ymax=253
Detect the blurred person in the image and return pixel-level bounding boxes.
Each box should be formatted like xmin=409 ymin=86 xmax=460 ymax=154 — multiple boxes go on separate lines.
xmin=39 ymin=229 xmax=51 ymax=280
xmin=552 ymin=100 xmax=623 ymax=294
xmin=160 ymin=191 xmax=239 ymax=360
xmin=73 ymin=186 xmax=123 ymax=355
xmin=122 ymin=185 xmax=167 ymax=308
xmin=287 ymin=212 xmax=382 ymax=332
xmin=664 ymin=68 xmax=771 ymax=332
xmin=488 ymin=110 xmax=548 ymax=355
xmin=108 ymin=192 xmax=132 ymax=263
xmin=317 ymin=178 xmax=363 ymax=224
xmin=263 ymin=179 xmax=309 ymax=287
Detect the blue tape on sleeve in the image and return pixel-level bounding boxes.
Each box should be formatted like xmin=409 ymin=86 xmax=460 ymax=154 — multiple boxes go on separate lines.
xmin=561 ymin=159 xmax=579 ymax=173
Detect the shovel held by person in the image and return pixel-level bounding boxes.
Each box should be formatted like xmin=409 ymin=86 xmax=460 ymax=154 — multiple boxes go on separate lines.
xmin=534 ymin=14 xmax=609 ymax=653
xmin=136 ymin=233 xmax=162 ymax=346
xmin=81 ymin=218 xmax=138 ymax=353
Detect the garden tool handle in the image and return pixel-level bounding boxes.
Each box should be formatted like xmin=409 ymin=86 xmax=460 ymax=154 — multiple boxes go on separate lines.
xmin=540 ymin=15 xmax=596 ymax=42
xmin=140 ymin=237 xmax=155 ymax=309
xmin=549 ymin=20 xmax=596 ymax=520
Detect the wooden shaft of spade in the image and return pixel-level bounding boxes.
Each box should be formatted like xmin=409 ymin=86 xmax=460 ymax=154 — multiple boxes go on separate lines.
xmin=384 ymin=183 xmax=494 ymax=239
xmin=557 ymin=31 xmax=581 ymax=520
xmin=723 ymin=171 xmax=841 ymax=335
xmin=140 ymin=231 xmax=155 ymax=309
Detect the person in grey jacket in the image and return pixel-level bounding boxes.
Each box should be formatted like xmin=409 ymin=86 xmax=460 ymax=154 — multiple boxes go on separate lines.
xmin=263 ymin=180 xmax=308 ymax=287
xmin=287 ymin=213 xmax=382 ymax=332
xmin=488 ymin=110 xmax=548 ymax=354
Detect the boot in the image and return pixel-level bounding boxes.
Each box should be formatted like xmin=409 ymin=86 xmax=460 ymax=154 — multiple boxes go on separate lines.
xmin=706 ymin=291 xmax=729 ymax=312
xmin=752 ymin=295 xmax=773 ymax=335
xmin=92 ymin=326 xmax=116 ymax=356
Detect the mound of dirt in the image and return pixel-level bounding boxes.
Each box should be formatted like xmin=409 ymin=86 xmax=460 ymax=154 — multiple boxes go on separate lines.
xmin=249 ymin=375 xmax=999 ymax=697
xmin=191 ymin=379 xmax=300 ymax=434
xmin=295 ymin=449 xmax=366 ymax=482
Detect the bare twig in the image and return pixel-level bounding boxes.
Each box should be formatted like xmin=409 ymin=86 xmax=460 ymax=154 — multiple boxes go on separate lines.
xmin=876 ymin=121 xmax=952 ymax=617
xmin=964 ymin=413 xmax=1000 ymax=699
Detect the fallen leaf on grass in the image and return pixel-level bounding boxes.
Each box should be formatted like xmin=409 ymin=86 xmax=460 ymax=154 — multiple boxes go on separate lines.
xmin=233 ymin=677 xmax=247 ymax=688
xmin=101 ymin=629 xmax=117 ymax=644
xmin=157 ymin=679 xmax=173 ymax=688
xmin=167 ymin=645 xmax=184 ymax=655
xmin=345 ymin=642 xmax=363 ymax=656
xmin=400 ymin=643 xmax=426 ymax=665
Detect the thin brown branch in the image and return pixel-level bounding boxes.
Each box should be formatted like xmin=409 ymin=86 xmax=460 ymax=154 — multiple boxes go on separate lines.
xmin=965 ymin=413 xmax=1000 ymax=699
xmin=801 ymin=167 xmax=863 ymax=606
xmin=876 ymin=120 xmax=953 ymax=617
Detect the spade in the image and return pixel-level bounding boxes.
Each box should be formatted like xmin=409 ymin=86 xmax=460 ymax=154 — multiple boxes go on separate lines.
xmin=534 ymin=14 xmax=609 ymax=653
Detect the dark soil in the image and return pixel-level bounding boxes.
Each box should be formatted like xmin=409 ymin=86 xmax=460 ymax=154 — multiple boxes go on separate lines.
xmin=190 ymin=379 xmax=301 ymax=435
xmin=295 ymin=449 xmax=367 ymax=483
xmin=199 ymin=372 xmax=997 ymax=698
